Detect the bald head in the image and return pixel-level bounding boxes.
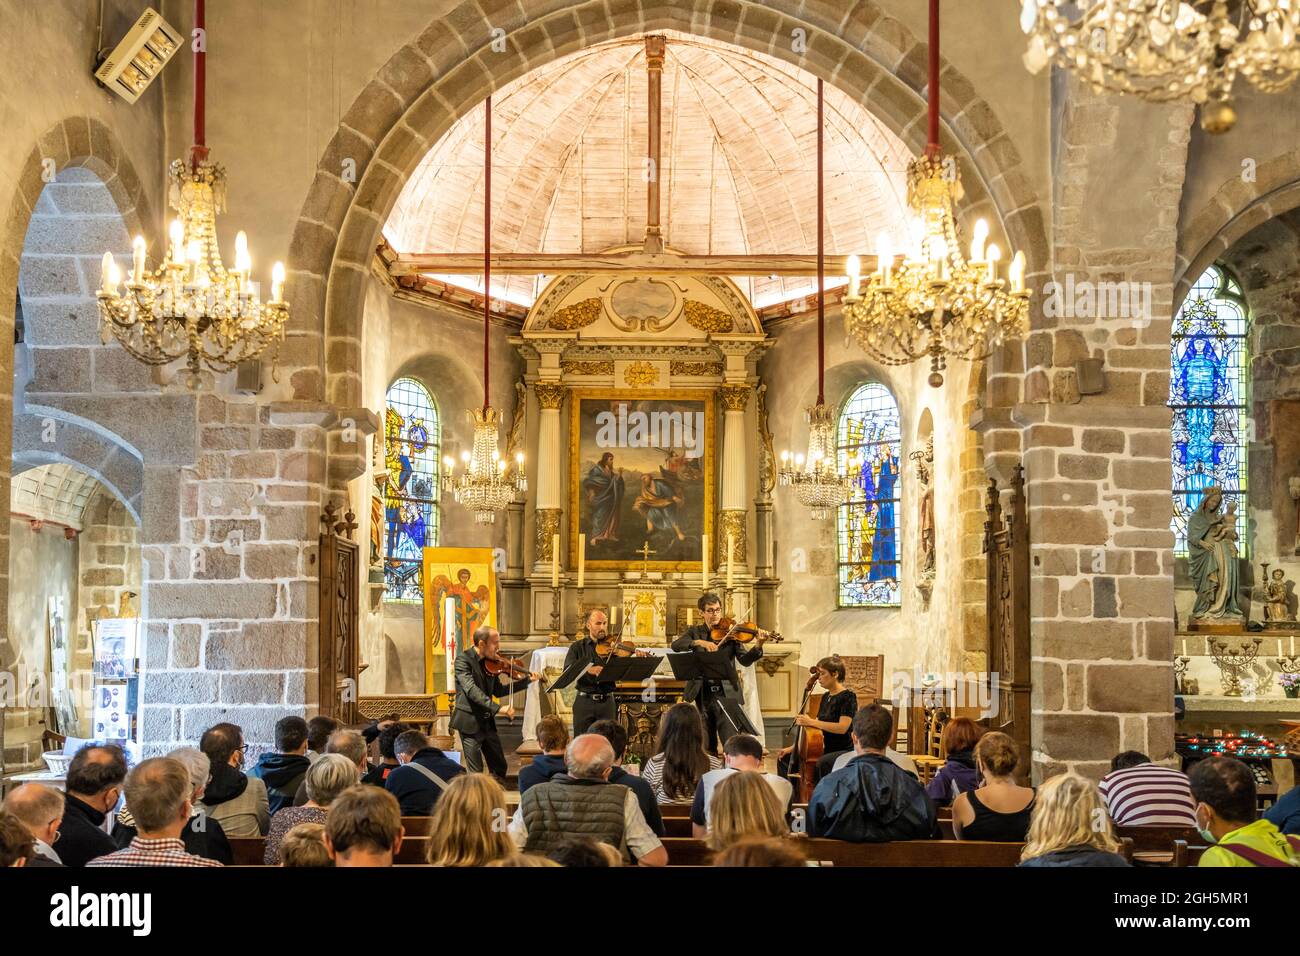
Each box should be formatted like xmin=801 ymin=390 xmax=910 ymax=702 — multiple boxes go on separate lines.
xmin=2 ymin=784 xmax=63 ymax=846
xmin=565 ymin=734 xmax=615 ymax=780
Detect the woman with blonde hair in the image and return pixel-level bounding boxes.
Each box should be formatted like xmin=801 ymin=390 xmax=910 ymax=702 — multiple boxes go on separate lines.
xmin=706 ymin=770 xmax=790 ymax=852
xmin=1018 ymin=773 xmax=1130 ymax=867
xmin=426 ymin=773 xmax=515 ymax=867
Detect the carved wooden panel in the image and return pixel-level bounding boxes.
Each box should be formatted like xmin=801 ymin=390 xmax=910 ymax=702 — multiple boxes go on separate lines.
xmin=318 ymin=504 xmax=360 ymax=723
xmin=983 ymin=466 xmax=1032 ymax=779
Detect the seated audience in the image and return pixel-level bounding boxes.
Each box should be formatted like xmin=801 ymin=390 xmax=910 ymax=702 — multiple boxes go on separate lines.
xmin=305 ymin=715 xmax=341 ymax=762
xmin=588 ymin=718 xmax=665 ymax=837
xmin=59 ymin=743 xmax=128 ymax=866
xmin=1264 ymin=782 xmax=1300 ymax=836
xmin=924 ymin=717 xmax=984 ymax=807
xmin=88 ymin=758 xmax=222 ymax=867
xmin=324 ymin=785 xmax=404 ymax=867
xmin=361 ymin=721 xmax=409 ymax=787
xmin=952 ymin=732 xmax=1035 ymax=842
xmin=485 ymin=853 xmax=562 ymax=868
xmin=713 ymin=836 xmax=808 ymax=867
xmin=641 ymin=702 xmax=723 ymax=804
xmin=426 ymin=774 xmax=515 ymax=867
xmin=1190 ymin=757 xmax=1299 ymax=867
xmin=807 ymin=703 xmax=936 ymax=842
xmin=114 ymin=747 xmax=232 ymax=864
xmin=197 ymin=722 xmax=270 ymax=837
xmin=519 ymin=716 xmax=570 ymax=793
xmin=265 ymin=753 xmax=359 ymax=864
xmin=279 ymin=822 xmax=332 ymax=868
xmin=509 ymin=734 xmax=667 ymax=866
xmin=1097 ymin=750 xmax=1197 ymax=827
xmin=1018 ymin=773 xmax=1130 ymax=867
xmin=385 ymin=729 xmax=466 ymax=816
xmin=249 ymin=715 xmax=312 ymax=815
xmin=546 ymin=836 xmax=623 ymax=867
xmin=705 ymin=770 xmax=790 ymax=852
xmin=692 ymin=733 xmax=793 ymax=838
xmin=294 ymin=729 xmax=369 ymax=805
xmin=2 ymin=783 xmax=64 ymax=866
xmin=0 ymin=812 xmax=34 ymax=867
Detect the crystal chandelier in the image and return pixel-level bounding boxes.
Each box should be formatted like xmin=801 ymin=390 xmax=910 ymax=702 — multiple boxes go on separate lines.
xmin=777 ymin=78 xmax=853 ymax=521
xmin=95 ymin=0 xmax=287 ymax=388
xmin=1020 ymin=0 xmax=1300 ymax=133
xmin=441 ymin=95 xmax=526 ymax=524
xmin=844 ymin=0 xmax=1031 ymax=388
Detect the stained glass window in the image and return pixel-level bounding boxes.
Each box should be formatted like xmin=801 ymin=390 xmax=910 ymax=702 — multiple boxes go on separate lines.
xmin=384 ymin=378 xmax=440 ymax=601
xmin=837 ymin=383 xmax=902 ymax=607
xmin=1169 ymin=264 xmax=1248 ymax=557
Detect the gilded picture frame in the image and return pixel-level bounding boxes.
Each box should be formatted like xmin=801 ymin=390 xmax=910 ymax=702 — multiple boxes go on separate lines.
xmin=569 ymin=388 xmax=715 ymax=572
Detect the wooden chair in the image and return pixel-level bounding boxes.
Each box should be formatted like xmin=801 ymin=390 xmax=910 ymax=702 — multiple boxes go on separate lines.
xmin=41 ymin=730 xmax=67 ymax=754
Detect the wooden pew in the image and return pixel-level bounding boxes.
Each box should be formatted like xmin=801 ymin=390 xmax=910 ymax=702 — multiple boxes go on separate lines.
xmin=1114 ymin=825 xmax=1201 ymax=866
xmin=228 ymin=834 xmax=431 ymax=865
xmin=663 ymin=837 xmax=1027 ymax=867
xmin=1172 ymin=840 xmax=1211 ymax=867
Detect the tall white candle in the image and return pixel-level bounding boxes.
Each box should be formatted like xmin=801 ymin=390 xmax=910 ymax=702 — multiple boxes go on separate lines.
xmin=444 ymin=597 xmax=456 ymax=691
xmin=1291 ymin=635 xmax=1295 ymax=656
xmin=576 ymin=534 xmax=586 ymax=589
xmin=701 ymin=534 xmax=710 ymax=590
xmin=687 ymin=608 xmax=694 ymax=627
xmin=550 ymin=534 xmax=560 ymax=588
xmin=1181 ymin=639 xmax=1187 ymax=658
xmin=726 ymin=533 xmax=735 ymax=590
xmin=131 ymin=236 xmax=146 ymax=284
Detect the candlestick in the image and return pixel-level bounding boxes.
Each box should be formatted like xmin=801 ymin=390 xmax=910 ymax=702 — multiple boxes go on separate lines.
xmin=846 ymin=254 xmax=860 ymax=298
xmin=576 ymin=534 xmax=586 ymax=589
xmin=1207 ymin=638 xmax=1262 ymax=696
xmin=550 ymin=534 xmax=560 ymax=589
xmin=985 ymin=243 xmax=1001 ymax=284
xmin=1182 ymin=638 xmax=1187 ymax=658
xmin=970 ymin=218 xmax=988 ymax=263
xmin=877 ymin=232 xmax=892 ymax=286
xmin=131 ymin=235 xmax=146 ymax=284
xmin=701 ymin=534 xmax=709 ymax=590
xmin=169 ymin=219 xmax=184 ymax=264
xmin=687 ymin=607 xmax=694 ymax=627
xmin=271 ymin=262 xmax=285 ymax=304
xmin=443 ymin=597 xmax=456 ymax=691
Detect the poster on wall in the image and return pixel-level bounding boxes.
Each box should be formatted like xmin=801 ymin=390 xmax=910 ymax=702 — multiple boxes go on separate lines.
xmin=92 ymin=618 xmax=139 ymax=680
xmin=420 ymin=548 xmax=496 ymax=695
xmin=91 ymin=683 xmax=129 ymax=742
xmin=569 ymin=389 xmax=715 ymax=571
xmin=47 ymin=597 xmax=77 ymax=735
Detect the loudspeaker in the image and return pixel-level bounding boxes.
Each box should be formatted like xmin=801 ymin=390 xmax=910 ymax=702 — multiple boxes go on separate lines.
xmin=235 ymin=360 xmax=263 ymax=395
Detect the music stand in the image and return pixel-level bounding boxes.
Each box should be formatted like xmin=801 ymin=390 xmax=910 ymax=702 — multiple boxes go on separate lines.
xmin=714 ymin=696 xmax=757 ymax=739
xmin=595 ymin=654 xmax=663 ymax=687
xmin=665 ymin=650 xmax=736 ymax=686
xmin=545 ymin=656 xmax=589 ymax=695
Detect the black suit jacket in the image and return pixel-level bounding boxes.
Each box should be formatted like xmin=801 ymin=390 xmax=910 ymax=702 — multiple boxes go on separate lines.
xmin=58 ymin=794 xmax=119 ymax=867
xmin=670 ymin=623 xmax=762 ymax=703
xmin=449 ymin=647 xmax=533 ymax=735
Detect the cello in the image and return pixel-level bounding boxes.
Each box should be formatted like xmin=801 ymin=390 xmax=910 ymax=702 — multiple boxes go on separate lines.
xmin=788 ymin=666 xmax=824 ymax=802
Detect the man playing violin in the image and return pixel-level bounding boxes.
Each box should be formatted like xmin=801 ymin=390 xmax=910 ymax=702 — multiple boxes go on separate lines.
xmin=451 ymin=625 xmax=541 ymax=782
xmin=671 ymin=592 xmax=769 ymax=754
xmin=565 ymin=608 xmax=621 ymax=736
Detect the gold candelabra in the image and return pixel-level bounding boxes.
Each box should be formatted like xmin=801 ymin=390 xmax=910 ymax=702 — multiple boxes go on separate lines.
xmin=1207 ymin=637 xmax=1262 ymax=696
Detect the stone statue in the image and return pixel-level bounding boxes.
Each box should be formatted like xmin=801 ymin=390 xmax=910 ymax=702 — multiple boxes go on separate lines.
xmin=1261 ymin=564 xmax=1295 ymax=625
xmin=1188 ymin=486 xmax=1244 ymax=621
xmin=910 ymin=436 xmax=936 ymax=585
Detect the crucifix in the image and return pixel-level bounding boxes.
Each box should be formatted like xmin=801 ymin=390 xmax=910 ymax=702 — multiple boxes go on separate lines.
xmin=637 ymin=542 xmax=656 ymax=575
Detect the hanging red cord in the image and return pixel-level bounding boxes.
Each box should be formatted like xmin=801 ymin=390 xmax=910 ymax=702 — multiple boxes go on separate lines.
xmin=816 ymin=77 xmax=825 ymax=408
xmin=191 ymin=0 xmax=208 ymax=169
xmin=483 ymin=95 xmax=491 ymax=414
xmin=927 ymin=0 xmax=941 ymax=160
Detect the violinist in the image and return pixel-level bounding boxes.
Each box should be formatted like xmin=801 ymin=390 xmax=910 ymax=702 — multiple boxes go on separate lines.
xmin=450 ymin=625 xmax=541 ymax=781
xmin=670 ymin=593 xmax=769 ymax=754
xmin=777 ymin=655 xmax=857 ymax=785
xmin=564 ymin=607 xmax=636 ymax=735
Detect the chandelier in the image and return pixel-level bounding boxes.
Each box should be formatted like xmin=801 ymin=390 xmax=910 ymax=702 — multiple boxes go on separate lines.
xmin=844 ymin=0 xmax=1031 ymax=388
xmin=1020 ymin=1 xmax=1300 ymax=133
xmin=95 ymin=0 xmax=287 ymax=388
xmin=777 ymin=78 xmax=854 ymax=521
xmin=441 ymin=95 xmax=525 ymax=524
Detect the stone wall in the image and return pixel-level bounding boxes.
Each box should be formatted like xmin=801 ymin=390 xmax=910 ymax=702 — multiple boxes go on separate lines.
xmin=76 ymin=489 xmax=142 ymax=651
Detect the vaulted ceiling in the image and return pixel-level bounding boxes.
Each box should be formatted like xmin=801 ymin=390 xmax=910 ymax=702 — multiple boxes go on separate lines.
xmin=383 ymin=31 xmax=914 ymax=311
xmin=11 ymin=463 xmax=105 ymax=531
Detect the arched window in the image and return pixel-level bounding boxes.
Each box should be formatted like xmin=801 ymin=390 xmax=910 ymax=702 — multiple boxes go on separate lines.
xmin=837 ymin=383 xmax=902 ymax=607
xmin=384 ymin=377 xmax=440 ymax=601
xmin=1170 ymin=264 xmax=1249 ymax=556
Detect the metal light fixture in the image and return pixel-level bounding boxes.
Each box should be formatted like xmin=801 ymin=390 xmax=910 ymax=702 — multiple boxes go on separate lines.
xmin=1020 ymin=0 xmax=1300 ymax=133
xmin=843 ymin=0 xmax=1031 ymax=388
xmin=95 ymin=0 xmax=287 ymax=388
xmin=441 ymin=96 xmax=526 ymax=524
xmin=94 ymin=7 xmax=183 ymax=104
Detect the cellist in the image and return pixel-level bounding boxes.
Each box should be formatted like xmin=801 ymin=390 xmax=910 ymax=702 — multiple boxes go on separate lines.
xmin=778 ymin=655 xmax=857 ymax=785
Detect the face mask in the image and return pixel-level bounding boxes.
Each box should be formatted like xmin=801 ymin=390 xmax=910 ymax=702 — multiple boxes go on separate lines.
xmin=1195 ymin=808 xmax=1217 ymax=844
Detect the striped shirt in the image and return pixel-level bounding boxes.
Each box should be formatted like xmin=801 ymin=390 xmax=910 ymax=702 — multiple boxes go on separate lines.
xmin=87 ymin=836 xmax=223 ymax=868
xmin=1098 ymin=764 xmax=1197 ymax=827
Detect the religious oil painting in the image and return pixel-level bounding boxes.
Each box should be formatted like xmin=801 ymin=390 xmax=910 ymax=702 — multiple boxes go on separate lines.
xmin=837 ymin=383 xmax=902 ymax=607
xmin=421 ymin=547 xmax=496 ymax=694
xmin=570 ymin=389 xmax=715 ymax=571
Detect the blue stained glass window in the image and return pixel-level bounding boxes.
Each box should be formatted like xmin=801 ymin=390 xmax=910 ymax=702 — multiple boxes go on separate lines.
xmin=1169 ymin=264 xmax=1248 ymax=556
xmin=837 ymin=383 xmax=902 ymax=607
xmin=384 ymin=378 xmax=440 ymax=601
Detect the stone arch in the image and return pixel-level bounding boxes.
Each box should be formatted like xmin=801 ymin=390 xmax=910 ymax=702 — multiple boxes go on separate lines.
xmin=12 ymin=410 xmax=142 ymax=523
xmin=286 ymin=0 xmax=1046 ymax=486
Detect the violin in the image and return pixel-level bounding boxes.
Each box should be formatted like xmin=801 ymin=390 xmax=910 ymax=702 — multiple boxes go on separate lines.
xmin=708 ymin=617 xmax=783 ymax=646
xmin=483 ymin=654 xmax=531 ymax=681
xmin=594 ymin=635 xmax=650 ymax=659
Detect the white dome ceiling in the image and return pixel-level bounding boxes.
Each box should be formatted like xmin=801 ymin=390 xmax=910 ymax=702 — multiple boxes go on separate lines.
xmin=384 ymin=31 xmax=914 ymax=310
xmin=11 ymin=463 xmax=104 ymax=531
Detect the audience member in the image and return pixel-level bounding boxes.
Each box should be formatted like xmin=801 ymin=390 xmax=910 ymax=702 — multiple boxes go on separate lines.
xmin=1189 ymin=757 xmax=1299 ymax=867
xmin=1018 ymin=773 xmax=1130 ymax=867
xmin=197 ymin=722 xmax=270 ymax=837
xmin=293 ymin=729 xmax=369 ymax=805
xmin=88 ymin=758 xmax=222 ymax=867
xmin=324 ymin=785 xmax=405 ymax=867
xmin=1097 ymin=750 xmax=1198 ymax=827
xmin=485 ymin=853 xmax=561 ymax=868
xmin=692 ymin=733 xmax=792 ymax=838
xmin=59 ymin=743 xmax=128 ymax=866
xmin=426 ymin=773 xmax=515 ymax=867
xmin=305 ymin=715 xmax=342 ymax=762
xmin=1264 ymin=781 xmax=1300 ymax=836
xmin=279 ymin=822 xmax=332 ymax=868
xmin=265 ymin=753 xmax=360 ymax=864
xmin=0 ymin=812 xmax=34 ymax=867
xmin=361 ymin=721 xmax=409 ymax=787
xmin=705 ymin=770 xmax=790 ymax=852
xmin=510 ymin=734 xmax=667 ymax=866
xmin=807 ymin=703 xmax=936 ymax=842
xmin=951 ymin=732 xmax=1035 ymax=842
xmin=518 ymin=716 xmax=570 ymax=793
xmin=546 ymin=836 xmax=622 ymax=867
xmin=385 ymin=729 xmax=466 ymax=816
xmin=2 ymin=784 xmax=64 ymax=866
xmin=713 ymin=836 xmax=808 ymax=867
xmin=588 ymin=718 xmax=665 ymax=837
xmin=249 ymin=716 xmax=312 ymax=815
xmin=114 ymin=747 xmax=232 ymax=864
xmin=640 ymin=702 xmax=723 ymax=804
xmin=924 ymin=717 xmax=984 ymax=806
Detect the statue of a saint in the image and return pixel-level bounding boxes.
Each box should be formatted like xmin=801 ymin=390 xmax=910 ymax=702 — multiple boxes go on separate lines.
xmin=1262 ymin=565 xmax=1295 ymax=625
xmin=1187 ymin=487 xmax=1244 ymax=621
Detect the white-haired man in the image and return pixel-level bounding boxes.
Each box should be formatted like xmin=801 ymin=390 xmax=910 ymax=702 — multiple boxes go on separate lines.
xmin=2 ymin=783 xmax=65 ymax=866
xmin=509 ymin=734 xmax=667 ymax=866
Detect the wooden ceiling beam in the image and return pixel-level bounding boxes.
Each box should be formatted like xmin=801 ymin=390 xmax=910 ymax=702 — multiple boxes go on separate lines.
xmin=387 ymin=251 xmax=872 ymax=276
